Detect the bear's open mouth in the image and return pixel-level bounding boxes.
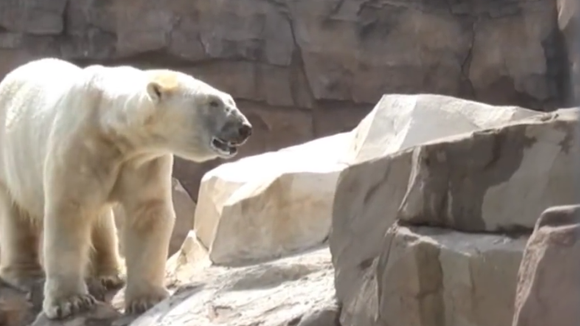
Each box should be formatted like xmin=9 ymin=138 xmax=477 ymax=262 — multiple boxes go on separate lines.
xmin=211 ymin=137 xmax=239 ymax=156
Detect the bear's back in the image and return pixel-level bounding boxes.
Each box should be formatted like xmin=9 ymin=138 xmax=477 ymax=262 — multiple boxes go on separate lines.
xmin=0 ymin=58 xmax=85 ymax=217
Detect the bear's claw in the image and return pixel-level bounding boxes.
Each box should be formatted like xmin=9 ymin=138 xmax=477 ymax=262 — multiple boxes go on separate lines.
xmin=125 ymin=289 xmax=169 ymax=315
xmin=99 ymin=273 xmax=125 ymax=289
xmin=87 ymin=273 xmax=126 ymax=300
xmin=43 ymin=293 xmax=97 ymax=319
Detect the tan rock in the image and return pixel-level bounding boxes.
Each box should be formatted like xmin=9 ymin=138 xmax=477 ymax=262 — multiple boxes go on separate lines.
xmin=195 ymin=132 xmax=350 ymax=265
xmin=168 ymin=178 xmax=198 ymax=257
xmin=131 ymin=232 xmax=337 ymax=326
xmin=512 ymin=204 xmax=580 ymax=326
xmin=399 ymin=108 xmax=580 ymax=232
xmin=330 ymin=94 xmax=538 ymax=325
xmin=166 ymin=230 xmax=213 ymax=281
xmin=344 ymin=94 xmax=538 ymax=164
xmin=341 ymin=224 xmax=527 ymax=326
xmin=31 ymin=303 xmax=121 ymax=326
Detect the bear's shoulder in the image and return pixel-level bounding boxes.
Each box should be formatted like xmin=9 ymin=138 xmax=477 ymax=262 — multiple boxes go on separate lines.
xmin=2 ymin=58 xmax=81 ymax=87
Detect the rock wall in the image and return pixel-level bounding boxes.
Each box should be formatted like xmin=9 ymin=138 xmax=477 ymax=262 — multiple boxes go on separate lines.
xmin=330 ymin=95 xmax=580 ymax=326
xmin=558 ymin=0 xmax=580 ymax=102
xmin=0 ymin=0 xmax=575 ymax=198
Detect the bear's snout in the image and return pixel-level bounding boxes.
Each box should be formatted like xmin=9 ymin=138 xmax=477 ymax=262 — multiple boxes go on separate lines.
xmin=238 ymin=123 xmax=252 ymax=140
xmin=217 ymin=115 xmax=252 ymax=146
xmin=227 ymin=120 xmax=252 ymax=145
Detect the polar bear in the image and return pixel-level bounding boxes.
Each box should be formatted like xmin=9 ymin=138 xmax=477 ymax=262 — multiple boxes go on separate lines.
xmin=0 ymin=58 xmax=252 ymax=319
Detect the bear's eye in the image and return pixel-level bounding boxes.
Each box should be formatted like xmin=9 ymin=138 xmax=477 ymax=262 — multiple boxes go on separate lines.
xmin=209 ymin=100 xmax=220 ymax=108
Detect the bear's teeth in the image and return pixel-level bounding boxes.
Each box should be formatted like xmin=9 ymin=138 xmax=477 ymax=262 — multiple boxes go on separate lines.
xmin=211 ymin=137 xmax=238 ymax=156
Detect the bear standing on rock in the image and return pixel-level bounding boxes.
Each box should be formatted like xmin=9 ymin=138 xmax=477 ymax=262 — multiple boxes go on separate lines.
xmin=0 ymin=58 xmax=252 ymax=319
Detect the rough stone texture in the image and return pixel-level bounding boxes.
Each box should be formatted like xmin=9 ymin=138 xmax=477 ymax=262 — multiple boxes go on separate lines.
xmin=330 ymin=95 xmax=538 ymax=323
xmin=296 ymin=305 xmax=340 ymax=326
xmin=0 ymin=292 xmax=33 ymax=326
xmin=384 ymin=225 xmax=526 ymax=326
xmin=355 ymin=225 xmax=526 ymax=326
xmin=0 ymin=0 xmax=570 ymax=200
xmin=115 ymin=178 xmax=197 ymax=257
xmin=168 ymin=178 xmax=198 ymax=257
xmin=130 ymin=231 xmax=337 ymax=326
xmin=31 ymin=303 xmax=121 ymax=326
xmin=338 ymin=224 xmax=527 ymax=326
xmin=512 ymin=204 xmax=580 ymax=326
xmin=557 ymin=0 xmax=580 ymax=103
xmin=343 ymin=94 xmax=539 ymax=164
xmin=399 ymin=108 xmax=580 ymax=232
xmin=195 ymin=132 xmax=350 ymax=265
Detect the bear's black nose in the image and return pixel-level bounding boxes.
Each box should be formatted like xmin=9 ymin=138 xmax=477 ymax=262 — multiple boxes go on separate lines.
xmin=238 ymin=123 xmax=252 ymax=139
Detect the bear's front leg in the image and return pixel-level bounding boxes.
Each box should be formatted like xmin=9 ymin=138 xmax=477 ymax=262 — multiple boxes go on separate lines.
xmin=116 ymin=155 xmax=175 ymax=315
xmin=121 ymin=199 xmax=174 ymax=314
xmin=42 ymin=202 xmax=97 ymax=319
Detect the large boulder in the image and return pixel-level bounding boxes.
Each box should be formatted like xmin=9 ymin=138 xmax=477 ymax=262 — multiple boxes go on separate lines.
xmin=512 ymin=204 xmax=580 ymax=326
xmin=195 ymin=132 xmax=351 ymax=265
xmin=343 ymin=94 xmax=539 ymax=164
xmin=340 ymin=224 xmax=526 ymax=326
xmin=398 ymin=108 xmax=580 ymax=232
xmin=330 ymin=94 xmax=539 ymax=325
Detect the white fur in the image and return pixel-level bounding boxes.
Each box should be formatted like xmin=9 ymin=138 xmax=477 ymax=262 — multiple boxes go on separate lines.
xmin=0 ymin=58 xmax=251 ymax=319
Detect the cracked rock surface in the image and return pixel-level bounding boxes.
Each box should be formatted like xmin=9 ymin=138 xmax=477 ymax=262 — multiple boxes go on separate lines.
xmin=512 ymin=204 xmax=580 ymax=326
xmin=330 ymin=95 xmax=580 ymax=326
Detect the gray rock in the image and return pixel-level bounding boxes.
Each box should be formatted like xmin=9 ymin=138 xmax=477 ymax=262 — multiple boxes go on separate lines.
xmin=330 ymin=94 xmax=538 ymax=326
xmin=339 ymin=224 xmax=527 ymax=326
xmin=399 ymin=108 xmax=580 ymax=232
xmin=512 ymin=204 xmax=580 ymax=326
xmin=295 ymin=304 xmax=340 ymax=326
xmin=130 ymin=234 xmax=336 ymax=326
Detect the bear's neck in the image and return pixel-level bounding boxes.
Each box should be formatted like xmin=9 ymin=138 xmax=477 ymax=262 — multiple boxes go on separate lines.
xmin=97 ymin=93 xmax=170 ymax=161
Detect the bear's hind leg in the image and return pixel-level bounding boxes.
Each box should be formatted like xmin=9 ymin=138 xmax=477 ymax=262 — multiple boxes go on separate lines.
xmin=0 ymin=186 xmax=44 ymax=292
xmin=86 ymin=208 xmax=125 ymax=299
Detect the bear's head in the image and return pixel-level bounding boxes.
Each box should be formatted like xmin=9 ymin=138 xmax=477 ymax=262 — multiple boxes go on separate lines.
xmin=143 ymin=70 xmax=253 ymax=162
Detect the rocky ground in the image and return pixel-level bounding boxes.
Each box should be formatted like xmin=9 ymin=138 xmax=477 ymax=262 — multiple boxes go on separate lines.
xmin=1 ymin=93 xmax=579 ymax=326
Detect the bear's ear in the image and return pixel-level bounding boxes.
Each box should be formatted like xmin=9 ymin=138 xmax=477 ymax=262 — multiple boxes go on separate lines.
xmin=147 ymin=72 xmax=179 ymax=102
xmin=146 ymin=81 xmax=164 ymax=103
